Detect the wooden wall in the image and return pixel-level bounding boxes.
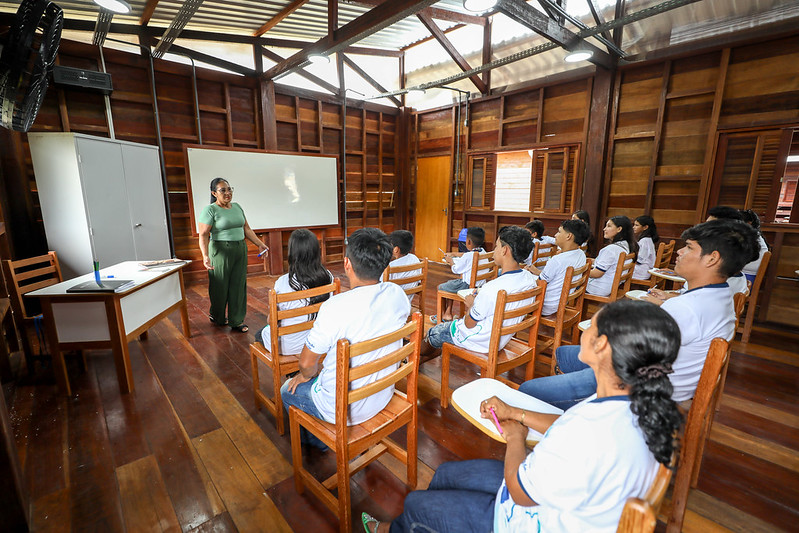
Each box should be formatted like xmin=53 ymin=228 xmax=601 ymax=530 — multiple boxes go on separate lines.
xmin=411 ymin=33 xmax=799 ymax=329
xmin=0 ymin=39 xmax=401 ymax=281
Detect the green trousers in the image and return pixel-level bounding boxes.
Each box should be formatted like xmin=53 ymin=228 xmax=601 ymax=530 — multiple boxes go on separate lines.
xmin=208 ymin=239 xmax=248 ymax=327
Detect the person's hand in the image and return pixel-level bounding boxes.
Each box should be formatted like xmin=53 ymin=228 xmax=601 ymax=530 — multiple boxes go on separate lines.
xmin=257 ymin=243 xmax=269 ymax=257
xmin=464 ymin=291 xmax=477 ymax=308
xmin=286 ymin=372 xmax=311 ymax=394
xmin=647 ymin=288 xmax=669 ymax=300
xmin=203 ymin=256 xmax=214 ymax=270
xmin=480 ymin=396 xmax=513 ymax=421
xmin=639 ymin=294 xmax=663 ymax=306
xmin=500 ymin=419 xmax=528 ymax=442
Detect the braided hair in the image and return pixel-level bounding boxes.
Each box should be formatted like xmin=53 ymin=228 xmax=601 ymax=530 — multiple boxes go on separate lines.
xmin=595 ymin=300 xmax=683 ymax=466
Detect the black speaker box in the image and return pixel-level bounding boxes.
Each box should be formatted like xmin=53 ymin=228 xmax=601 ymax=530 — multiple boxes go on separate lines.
xmin=52 ymin=65 xmax=113 ymax=94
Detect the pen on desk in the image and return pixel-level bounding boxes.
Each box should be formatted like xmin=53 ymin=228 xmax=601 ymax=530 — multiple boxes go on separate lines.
xmin=489 ymin=406 xmax=503 ymax=435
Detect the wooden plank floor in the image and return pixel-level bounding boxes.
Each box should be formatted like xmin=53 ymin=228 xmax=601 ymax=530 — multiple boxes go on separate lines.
xmin=4 ymin=263 xmax=798 ymax=532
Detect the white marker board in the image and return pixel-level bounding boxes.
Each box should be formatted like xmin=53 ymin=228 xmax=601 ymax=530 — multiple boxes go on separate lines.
xmin=185 ymin=146 xmax=339 ymax=232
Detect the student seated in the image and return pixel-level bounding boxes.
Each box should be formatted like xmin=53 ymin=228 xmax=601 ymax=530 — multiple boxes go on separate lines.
xmin=381 ymin=229 xmax=422 ymax=302
xmin=632 ymin=215 xmax=659 ymax=280
xmin=740 ymin=209 xmax=769 ymax=284
xmin=424 ymin=226 xmax=536 ymax=357
xmin=705 ymin=206 xmax=754 ymax=295
xmin=586 ymin=215 xmax=638 ymax=296
xmin=519 ymin=219 xmax=758 ymax=410
xmin=255 ymin=229 xmax=333 ymax=355
xmin=572 ymin=209 xmax=590 ymax=227
xmin=362 ymin=300 xmax=683 ymax=533
xmin=523 ymin=219 xmax=557 ymax=266
xmin=526 ymin=220 xmax=589 ymax=317
xmin=281 ymin=228 xmax=411 ymax=447
xmin=438 ymin=226 xmax=487 ymax=322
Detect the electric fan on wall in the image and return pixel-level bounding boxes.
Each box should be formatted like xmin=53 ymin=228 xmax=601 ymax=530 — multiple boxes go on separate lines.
xmin=0 ymin=0 xmax=63 ymax=132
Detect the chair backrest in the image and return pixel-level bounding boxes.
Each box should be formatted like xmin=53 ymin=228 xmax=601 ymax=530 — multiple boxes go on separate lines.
xmin=267 ymin=278 xmax=341 ymax=357
xmin=469 ymin=250 xmax=497 ymax=287
xmin=667 ymin=337 xmax=730 ymax=532
xmin=533 ymin=241 xmax=557 ymax=268
xmin=617 ymin=462 xmax=673 ymax=533
xmin=336 ymin=312 xmax=423 ymax=420
xmin=610 ymin=252 xmax=637 ymax=300
xmin=2 ymin=252 xmax=62 ymax=320
xmin=486 ymin=283 xmax=546 ymax=360
xmin=382 ymin=258 xmax=428 ymax=308
xmin=733 ymin=292 xmax=746 ymax=329
xmin=740 ymin=250 xmax=771 ymax=342
xmin=559 ymin=259 xmax=593 ymax=313
xmin=655 ymin=240 xmax=676 ymax=270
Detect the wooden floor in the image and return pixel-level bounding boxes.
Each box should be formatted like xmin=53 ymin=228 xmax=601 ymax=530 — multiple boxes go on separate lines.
xmin=4 ymin=263 xmax=798 ymax=532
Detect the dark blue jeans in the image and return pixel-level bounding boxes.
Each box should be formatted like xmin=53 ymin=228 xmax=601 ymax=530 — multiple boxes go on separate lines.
xmin=280 ymin=378 xmax=329 ymax=450
xmin=518 ymin=345 xmax=596 ymax=410
xmin=390 ymin=459 xmax=503 ymax=533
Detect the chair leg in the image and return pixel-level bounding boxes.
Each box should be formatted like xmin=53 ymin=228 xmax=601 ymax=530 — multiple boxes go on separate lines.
xmin=251 ymin=351 xmax=262 ymax=410
xmin=289 ymin=408 xmax=304 ymax=495
xmin=437 ymin=294 xmax=443 ymax=322
xmin=337 ymin=459 xmax=352 ymax=533
xmin=407 ymin=415 xmax=418 ymax=489
xmin=271 ymin=362 xmax=286 ymax=435
xmin=741 ymin=303 xmax=755 ymax=343
xmin=550 ymin=328 xmax=563 ymax=376
xmin=524 ymin=358 xmax=535 ymax=381
xmin=440 ymin=349 xmax=451 ymax=408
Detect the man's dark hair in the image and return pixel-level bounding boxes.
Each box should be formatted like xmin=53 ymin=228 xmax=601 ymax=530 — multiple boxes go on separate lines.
xmin=498 ymin=226 xmax=534 ymax=264
xmin=707 ymin=205 xmax=743 ymax=221
xmin=345 ymin=228 xmax=393 ymax=281
xmin=524 ymin=219 xmax=545 ymax=238
xmin=681 ymin=219 xmax=759 ymax=278
xmin=560 ymin=219 xmax=590 ymax=246
xmin=389 ymin=230 xmax=414 ymax=255
xmin=466 ymin=227 xmax=485 ymax=249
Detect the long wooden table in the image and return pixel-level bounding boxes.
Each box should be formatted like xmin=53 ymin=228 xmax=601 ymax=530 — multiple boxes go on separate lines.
xmin=28 ymin=261 xmax=191 ymax=396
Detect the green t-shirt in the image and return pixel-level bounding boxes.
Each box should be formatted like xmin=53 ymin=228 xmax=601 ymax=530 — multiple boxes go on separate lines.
xmin=199 ymin=202 xmax=246 ymax=241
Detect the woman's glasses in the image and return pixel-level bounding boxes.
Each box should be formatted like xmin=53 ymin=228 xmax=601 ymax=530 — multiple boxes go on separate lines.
xmin=216 ymin=187 xmax=234 ymax=193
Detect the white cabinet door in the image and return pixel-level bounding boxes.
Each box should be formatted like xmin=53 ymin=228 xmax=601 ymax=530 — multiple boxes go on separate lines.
xmin=75 ymin=136 xmax=137 ymax=268
xmin=121 ymin=144 xmax=170 ymax=260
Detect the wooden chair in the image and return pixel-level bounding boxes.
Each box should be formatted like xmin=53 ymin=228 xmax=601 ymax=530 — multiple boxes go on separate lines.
xmin=436 ymin=250 xmax=497 ymax=321
xmin=583 ymin=251 xmax=636 ymax=319
xmin=536 ymin=260 xmax=592 ymax=375
xmin=617 ymin=462 xmax=673 ymax=533
xmin=382 ymin=257 xmax=428 ymax=316
xmin=289 ymin=312 xmax=423 ymax=533
xmin=630 ymin=240 xmax=676 ymax=289
xmin=714 ymin=291 xmax=747 ymax=414
xmin=251 ymin=278 xmax=340 ymax=435
xmin=666 ymin=338 xmax=731 ymax=533
xmin=532 ymin=241 xmax=557 ymax=268
xmin=740 ymin=250 xmax=771 ymax=343
xmin=440 ymin=283 xmax=546 ymax=408
xmin=2 ymin=252 xmax=62 ymax=372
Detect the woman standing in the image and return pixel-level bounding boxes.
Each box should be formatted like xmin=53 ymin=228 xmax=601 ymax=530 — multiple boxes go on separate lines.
xmin=587 ymin=215 xmax=638 ymax=296
xmin=198 ymin=178 xmax=268 ymax=333
xmin=362 ymin=300 xmax=683 ymax=532
xmin=632 ymin=215 xmax=660 ymax=280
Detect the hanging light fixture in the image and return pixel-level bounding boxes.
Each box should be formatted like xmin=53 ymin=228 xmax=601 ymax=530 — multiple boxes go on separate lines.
xmin=93 ymin=0 xmax=131 ymax=14
xmin=564 ymin=45 xmax=593 ymax=63
xmin=463 ymin=0 xmax=498 ymax=13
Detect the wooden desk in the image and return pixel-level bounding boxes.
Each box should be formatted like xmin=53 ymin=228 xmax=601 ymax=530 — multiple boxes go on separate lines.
xmin=28 ymin=261 xmax=191 ymax=396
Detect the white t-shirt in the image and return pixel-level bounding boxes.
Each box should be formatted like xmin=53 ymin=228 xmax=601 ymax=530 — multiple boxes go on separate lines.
xmin=539 ymin=248 xmax=587 ymax=317
xmin=381 ymin=253 xmax=422 ymax=302
xmin=451 ymin=247 xmax=490 ymax=286
xmin=450 ymin=269 xmax=538 ymax=352
xmin=307 ymin=282 xmax=411 ymax=424
xmin=524 ymin=236 xmax=557 ymax=266
xmin=259 ymin=271 xmax=333 ymax=355
xmin=660 ymin=282 xmax=735 ymax=402
xmin=727 ymin=272 xmax=748 ymax=295
xmin=494 ymin=396 xmax=659 ymax=533
xmin=633 ymin=237 xmax=656 ymax=280
xmin=742 ymin=235 xmax=768 ymax=276
xmin=587 ymin=241 xmax=632 ymax=297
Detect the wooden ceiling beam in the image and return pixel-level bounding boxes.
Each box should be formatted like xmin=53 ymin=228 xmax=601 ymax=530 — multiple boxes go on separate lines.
xmin=420 ymin=6 xmax=486 ymax=26
xmin=261 ymin=47 xmax=341 ymax=95
xmin=401 ymin=23 xmax=465 ymax=51
xmin=329 ymin=0 xmax=338 ymax=35
xmin=263 ymin=0 xmax=438 ymax=80
xmin=154 ymin=40 xmax=257 ymax=77
xmin=341 ymin=53 xmax=401 ymax=107
xmin=139 ymin=0 xmax=161 ymax=26
xmin=586 ymin=0 xmax=614 ymax=43
xmin=416 ymin=11 xmax=488 ymax=94
xmin=253 ymin=0 xmax=311 ymax=37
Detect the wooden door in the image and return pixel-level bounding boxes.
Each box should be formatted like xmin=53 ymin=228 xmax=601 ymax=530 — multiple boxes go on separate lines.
xmin=414 ymin=156 xmax=450 ymax=261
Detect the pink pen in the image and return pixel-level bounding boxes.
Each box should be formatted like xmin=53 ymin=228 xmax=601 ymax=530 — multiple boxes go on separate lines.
xmin=489 ymin=406 xmax=503 ymax=435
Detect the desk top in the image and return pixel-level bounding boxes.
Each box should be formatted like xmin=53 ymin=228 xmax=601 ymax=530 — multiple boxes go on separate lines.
xmin=649 ymin=268 xmax=686 ymax=283
xmin=28 ymin=261 xmax=188 ymax=297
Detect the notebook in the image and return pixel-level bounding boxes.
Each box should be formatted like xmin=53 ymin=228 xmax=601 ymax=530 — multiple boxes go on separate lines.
xmin=451 ymin=378 xmax=563 ymax=445
xmin=67 ymin=279 xmax=135 ymax=293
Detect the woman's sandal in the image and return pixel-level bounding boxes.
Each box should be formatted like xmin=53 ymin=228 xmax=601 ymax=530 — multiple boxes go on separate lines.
xmin=429 ymin=315 xmax=437 ymax=324
xmin=361 ymin=512 xmax=380 ymax=533
xmin=209 ymin=316 xmax=228 ymax=327
xmin=230 ymin=324 xmax=249 ymax=333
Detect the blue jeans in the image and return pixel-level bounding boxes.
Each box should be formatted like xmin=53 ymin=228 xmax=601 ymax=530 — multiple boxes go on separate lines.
xmin=438 ymin=278 xmax=469 ymax=293
xmin=426 ymin=321 xmax=455 ymax=349
xmin=390 ymin=460 xmax=503 ymax=533
xmin=280 ymin=378 xmax=329 ymax=450
xmin=518 ymin=345 xmax=597 ymax=410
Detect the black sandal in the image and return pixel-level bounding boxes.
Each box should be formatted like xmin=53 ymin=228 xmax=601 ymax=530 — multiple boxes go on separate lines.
xmin=230 ymin=324 xmax=249 ymax=333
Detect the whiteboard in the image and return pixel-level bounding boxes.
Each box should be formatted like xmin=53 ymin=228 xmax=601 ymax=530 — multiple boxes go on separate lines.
xmin=185 ymin=147 xmax=339 ymax=232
